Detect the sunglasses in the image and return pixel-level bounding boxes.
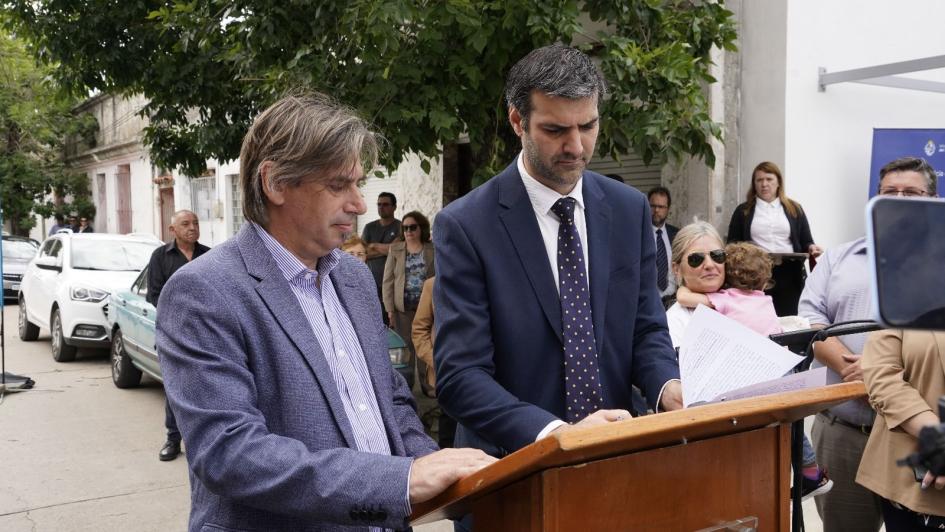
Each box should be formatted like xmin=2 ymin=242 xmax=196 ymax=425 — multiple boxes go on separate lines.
xmin=686 ymin=249 xmax=726 ymax=268
xmin=403 ymin=224 xmax=420 ymax=232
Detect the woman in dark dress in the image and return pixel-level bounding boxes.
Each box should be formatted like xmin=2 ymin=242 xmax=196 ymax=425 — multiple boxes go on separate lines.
xmin=727 ymin=161 xmax=822 ymax=316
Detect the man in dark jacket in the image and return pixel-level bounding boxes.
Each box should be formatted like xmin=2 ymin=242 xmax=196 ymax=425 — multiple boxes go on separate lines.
xmin=146 ymin=209 xmax=210 ymax=461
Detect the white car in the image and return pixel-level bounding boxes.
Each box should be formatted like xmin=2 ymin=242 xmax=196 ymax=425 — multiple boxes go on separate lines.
xmin=18 ymin=233 xmax=161 ymax=362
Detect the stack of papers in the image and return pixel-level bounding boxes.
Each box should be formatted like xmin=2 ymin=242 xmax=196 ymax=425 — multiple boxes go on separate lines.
xmin=679 ymin=306 xmax=826 ymax=407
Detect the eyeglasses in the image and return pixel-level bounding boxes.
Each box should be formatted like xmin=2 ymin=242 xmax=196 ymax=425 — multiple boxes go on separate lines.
xmin=403 ymin=224 xmax=419 ymax=232
xmin=878 ymin=187 xmax=927 ymax=197
xmin=377 ymin=202 xmax=393 ymax=207
xmin=686 ymin=249 xmax=726 ymax=268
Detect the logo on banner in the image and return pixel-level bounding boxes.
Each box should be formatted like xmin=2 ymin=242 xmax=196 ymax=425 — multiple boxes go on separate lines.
xmin=925 ymin=139 xmax=936 ymax=157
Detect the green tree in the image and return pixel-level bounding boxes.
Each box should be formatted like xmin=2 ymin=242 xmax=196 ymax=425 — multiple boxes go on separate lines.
xmin=3 ymin=1 xmax=736 ymax=182
xmin=0 ymin=30 xmax=97 ymax=236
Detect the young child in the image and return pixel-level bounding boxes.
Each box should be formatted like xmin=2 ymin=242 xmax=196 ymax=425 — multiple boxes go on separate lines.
xmin=676 ymin=242 xmax=782 ymax=337
xmin=675 ymin=242 xmax=832 ymax=499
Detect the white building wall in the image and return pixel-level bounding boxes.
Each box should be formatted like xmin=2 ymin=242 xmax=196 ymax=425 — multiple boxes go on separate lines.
xmin=779 ymin=0 xmax=945 ymax=249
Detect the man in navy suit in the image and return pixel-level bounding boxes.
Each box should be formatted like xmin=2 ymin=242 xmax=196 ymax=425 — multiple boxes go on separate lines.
xmin=648 ymin=186 xmax=679 ymax=307
xmin=157 ymin=93 xmax=494 ymax=531
xmin=434 ymin=44 xmax=683 ymax=459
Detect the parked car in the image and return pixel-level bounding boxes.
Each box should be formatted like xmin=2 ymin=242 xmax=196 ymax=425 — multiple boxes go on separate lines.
xmin=2 ymin=235 xmax=40 ymax=300
xmin=18 ymin=233 xmax=161 ymax=361
xmin=108 ymin=265 xmax=416 ymax=389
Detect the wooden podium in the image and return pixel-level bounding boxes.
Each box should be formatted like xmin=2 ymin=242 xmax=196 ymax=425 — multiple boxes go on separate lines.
xmin=411 ymin=383 xmax=865 ymax=531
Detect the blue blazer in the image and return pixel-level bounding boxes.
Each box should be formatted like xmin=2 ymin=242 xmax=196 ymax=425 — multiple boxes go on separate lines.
xmin=156 ymin=224 xmax=437 ymax=532
xmin=433 ymin=162 xmax=680 ymax=454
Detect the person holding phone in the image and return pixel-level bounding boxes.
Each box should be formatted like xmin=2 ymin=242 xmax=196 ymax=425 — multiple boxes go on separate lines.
xmin=799 ymin=156 xmax=938 ymax=531
xmin=856 ymin=329 xmax=945 ymax=530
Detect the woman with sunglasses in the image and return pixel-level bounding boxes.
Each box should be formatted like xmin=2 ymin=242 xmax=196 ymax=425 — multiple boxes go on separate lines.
xmin=727 ymin=161 xmax=822 ymax=316
xmin=383 ymin=211 xmax=436 ymax=395
xmin=665 ymin=222 xmax=728 ymax=348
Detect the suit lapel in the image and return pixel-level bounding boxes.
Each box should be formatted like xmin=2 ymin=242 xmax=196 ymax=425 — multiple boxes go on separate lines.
xmin=237 ymin=225 xmax=358 ymax=449
xmin=583 ymin=176 xmax=611 ymax=354
xmin=497 ymin=166 xmax=563 ymax=343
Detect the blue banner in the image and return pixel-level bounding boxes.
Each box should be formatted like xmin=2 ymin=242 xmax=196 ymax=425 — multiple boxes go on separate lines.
xmin=869 ymin=129 xmax=945 ymax=197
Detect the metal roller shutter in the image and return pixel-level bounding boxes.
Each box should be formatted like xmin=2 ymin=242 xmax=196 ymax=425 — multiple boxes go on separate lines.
xmin=588 ymin=152 xmax=662 ymax=194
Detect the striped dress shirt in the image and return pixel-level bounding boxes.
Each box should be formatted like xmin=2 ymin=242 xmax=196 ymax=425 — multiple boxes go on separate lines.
xmin=253 ymin=223 xmax=408 ymax=528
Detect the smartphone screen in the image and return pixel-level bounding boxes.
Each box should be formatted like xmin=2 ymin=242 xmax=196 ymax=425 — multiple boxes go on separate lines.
xmin=867 ymin=196 xmax=945 ymax=330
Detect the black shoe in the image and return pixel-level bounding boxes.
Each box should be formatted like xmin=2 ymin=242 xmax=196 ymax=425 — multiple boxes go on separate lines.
xmin=159 ymin=440 xmax=181 ymax=462
xmin=800 ymin=467 xmax=833 ymax=501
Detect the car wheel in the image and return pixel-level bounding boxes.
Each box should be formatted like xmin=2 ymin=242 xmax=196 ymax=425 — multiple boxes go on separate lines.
xmin=18 ymin=299 xmax=39 ymax=341
xmin=51 ymin=308 xmax=77 ymax=362
xmin=110 ymin=329 xmax=142 ymax=388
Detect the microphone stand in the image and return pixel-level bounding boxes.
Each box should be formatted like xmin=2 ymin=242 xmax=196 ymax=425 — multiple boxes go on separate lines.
xmin=769 ymin=320 xmax=882 ymax=532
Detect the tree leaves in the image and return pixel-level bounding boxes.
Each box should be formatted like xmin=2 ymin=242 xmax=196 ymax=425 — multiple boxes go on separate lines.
xmin=0 ymin=29 xmax=96 ymax=235
xmin=2 ymin=0 xmax=736 ymax=183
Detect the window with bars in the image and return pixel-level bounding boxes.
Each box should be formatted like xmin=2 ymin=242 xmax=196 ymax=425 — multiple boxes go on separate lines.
xmin=191 ymin=175 xmax=217 ymax=221
xmin=228 ymin=174 xmax=244 ymax=236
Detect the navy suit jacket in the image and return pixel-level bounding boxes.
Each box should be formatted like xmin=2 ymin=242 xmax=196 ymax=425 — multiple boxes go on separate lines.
xmin=665 ymin=223 xmax=680 ymax=245
xmin=433 ymin=162 xmax=680 ymax=454
xmin=157 ymin=224 xmax=437 ymax=532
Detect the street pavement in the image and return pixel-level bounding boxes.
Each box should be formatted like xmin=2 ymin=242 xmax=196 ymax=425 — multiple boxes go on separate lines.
xmin=0 ymin=303 xmax=833 ymax=531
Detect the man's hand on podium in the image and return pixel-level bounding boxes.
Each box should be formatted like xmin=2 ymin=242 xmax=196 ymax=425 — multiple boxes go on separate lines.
xmin=550 ymin=409 xmax=633 ymax=435
xmin=659 ymin=380 xmax=684 ymax=411
xmin=408 ymin=448 xmax=497 ymax=504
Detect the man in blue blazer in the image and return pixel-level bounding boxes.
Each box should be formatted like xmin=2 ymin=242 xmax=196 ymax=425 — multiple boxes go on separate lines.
xmin=157 ymin=93 xmax=494 ymax=531
xmin=434 ymin=44 xmax=683 ymax=457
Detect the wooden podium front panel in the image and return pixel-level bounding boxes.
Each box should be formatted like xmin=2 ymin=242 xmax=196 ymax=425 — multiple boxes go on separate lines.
xmin=541 ymin=425 xmax=790 ymax=531
xmin=472 ymin=425 xmax=790 ymax=531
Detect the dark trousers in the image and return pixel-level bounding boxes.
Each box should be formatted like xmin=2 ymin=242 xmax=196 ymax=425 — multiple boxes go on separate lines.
xmin=767 ymin=259 xmax=806 ymax=316
xmin=881 ymin=498 xmax=945 ymax=531
xmin=165 ymin=398 xmax=181 ymax=443
xmin=439 ymin=412 xmax=457 ymax=449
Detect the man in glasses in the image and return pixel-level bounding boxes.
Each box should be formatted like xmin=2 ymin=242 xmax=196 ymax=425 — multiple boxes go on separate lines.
xmin=648 ymin=186 xmax=679 ymax=307
xmin=798 ymin=156 xmax=937 ymax=532
xmin=155 ymin=93 xmax=494 ymax=531
xmin=362 ymin=192 xmax=401 ymax=321
xmin=433 ymin=44 xmax=682 ymax=477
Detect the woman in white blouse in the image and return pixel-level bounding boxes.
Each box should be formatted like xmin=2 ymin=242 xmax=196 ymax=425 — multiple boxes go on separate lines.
xmin=726 ymin=161 xmax=822 ymax=316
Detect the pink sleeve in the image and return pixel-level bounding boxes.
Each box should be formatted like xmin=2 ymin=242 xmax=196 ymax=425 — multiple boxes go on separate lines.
xmin=706 ymin=290 xmax=728 ymax=314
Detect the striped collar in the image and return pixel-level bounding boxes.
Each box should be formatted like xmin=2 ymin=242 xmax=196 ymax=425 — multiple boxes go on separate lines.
xmin=251 ymin=222 xmax=341 ymax=284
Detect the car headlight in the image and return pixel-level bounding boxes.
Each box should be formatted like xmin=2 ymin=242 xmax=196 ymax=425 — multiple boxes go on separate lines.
xmin=388 ymin=347 xmax=411 ymax=365
xmin=71 ymin=285 xmax=110 ymax=303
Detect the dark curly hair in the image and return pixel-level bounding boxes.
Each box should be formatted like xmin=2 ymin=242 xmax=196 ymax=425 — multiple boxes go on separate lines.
xmin=723 ymin=242 xmax=773 ymax=291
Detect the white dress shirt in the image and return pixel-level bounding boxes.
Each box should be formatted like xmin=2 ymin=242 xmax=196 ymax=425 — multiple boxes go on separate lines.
xmin=517 ymin=154 xmax=589 ymax=292
xmin=750 ymin=197 xmax=793 ymax=253
xmin=652 ymin=224 xmax=676 ymax=297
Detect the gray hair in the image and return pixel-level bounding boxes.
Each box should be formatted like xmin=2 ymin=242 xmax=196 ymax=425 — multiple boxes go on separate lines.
xmin=670 ymin=221 xmax=724 ymax=286
xmin=239 ymin=91 xmax=379 ymax=225
xmin=504 ymin=43 xmax=607 ymax=130
xmin=878 ymin=156 xmax=937 ymax=196
xmin=170 ymin=210 xmax=197 ymax=225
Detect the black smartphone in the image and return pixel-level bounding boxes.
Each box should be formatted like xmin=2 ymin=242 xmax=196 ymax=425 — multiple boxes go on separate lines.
xmin=913 ymin=464 xmax=930 ymax=482
xmin=867 ymin=196 xmax=945 ymax=330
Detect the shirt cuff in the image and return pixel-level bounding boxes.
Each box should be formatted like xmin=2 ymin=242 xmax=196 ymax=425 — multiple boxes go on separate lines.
xmin=536 ymin=420 xmax=567 ymax=441
xmin=655 ymin=379 xmax=682 ymax=413
xmin=404 ymin=458 xmax=413 ymax=517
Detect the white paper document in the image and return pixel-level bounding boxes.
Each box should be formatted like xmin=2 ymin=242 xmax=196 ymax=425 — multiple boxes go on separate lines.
xmin=679 ymin=306 xmax=806 ymax=407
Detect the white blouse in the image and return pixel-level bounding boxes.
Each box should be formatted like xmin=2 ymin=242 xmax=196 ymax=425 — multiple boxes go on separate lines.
xmin=750 ymin=197 xmax=793 ymax=253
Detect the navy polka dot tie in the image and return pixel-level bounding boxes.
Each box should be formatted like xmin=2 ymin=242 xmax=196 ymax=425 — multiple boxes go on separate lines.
xmin=551 ymin=197 xmax=604 ymax=423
